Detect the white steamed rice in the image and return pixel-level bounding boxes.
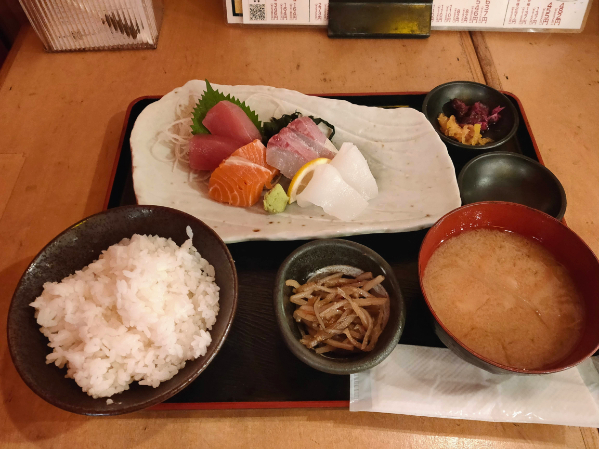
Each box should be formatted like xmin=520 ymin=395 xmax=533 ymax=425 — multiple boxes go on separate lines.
xmin=30 ymin=226 xmax=219 ymax=398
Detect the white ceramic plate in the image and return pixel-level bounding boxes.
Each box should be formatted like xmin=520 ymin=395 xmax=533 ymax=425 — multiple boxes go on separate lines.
xmin=130 ymin=80 xmax=460 ymax=243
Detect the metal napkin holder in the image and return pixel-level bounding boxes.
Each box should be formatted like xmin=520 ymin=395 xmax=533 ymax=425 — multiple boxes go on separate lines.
xmin=328 ymin=0 xmax=433 ymax=38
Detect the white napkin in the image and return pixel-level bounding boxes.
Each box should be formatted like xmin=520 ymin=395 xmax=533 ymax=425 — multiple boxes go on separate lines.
xmin=350 ymin=344 xmax=599 ymax=427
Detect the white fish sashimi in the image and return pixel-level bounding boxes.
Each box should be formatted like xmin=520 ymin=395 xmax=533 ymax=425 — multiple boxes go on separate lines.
xmin=288 ymin=117 xmax=326 ymax=143
xmin=293 ymin=131 xmax=337 ymax=159
xmin=266 ymin=120 xmax=338 ymax=179
xmin=323 ymin=139 xmax=338 ymax=155
xmin=296 ymin=164 xmax=368 ymax=221
xmin=330 ymin=143 xmax=379 ymax=200
xmin=265 ymin=145 xmax=306 ymax=179
xmin=266 ymin=128 xmax=318 ymax=178
xmin=288 ymin=117 xmax=338 ymax=156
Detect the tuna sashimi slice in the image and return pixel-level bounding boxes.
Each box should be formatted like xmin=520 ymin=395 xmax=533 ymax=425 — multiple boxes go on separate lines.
xmin=188 ymin=134 xmax=241 ymax=171
xmin=202 ymin=101 xmax=262 ymax=146
xmin=209 ymin=140 xmax=277 ymax=207
xmin=296 ymin=164 xmax=368 ymax=221
xmin=330 ymin=142 xmax=378 ymax=200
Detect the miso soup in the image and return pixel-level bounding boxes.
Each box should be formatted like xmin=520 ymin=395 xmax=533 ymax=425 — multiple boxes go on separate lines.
xmin=422 ymin=228 xmax=585 ymax=370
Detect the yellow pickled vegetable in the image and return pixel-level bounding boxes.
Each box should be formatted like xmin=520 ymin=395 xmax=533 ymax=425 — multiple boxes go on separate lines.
xmin=438 ymin=113 xmax=493 ymax=146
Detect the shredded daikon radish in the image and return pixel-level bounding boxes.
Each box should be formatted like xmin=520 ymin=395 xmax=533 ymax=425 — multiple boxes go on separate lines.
xmin=151 ymin=94 xmax=200 ymax=171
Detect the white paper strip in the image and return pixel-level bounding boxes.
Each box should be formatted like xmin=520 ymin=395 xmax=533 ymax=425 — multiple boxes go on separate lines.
xmin=237 ymin=0 xmax=589 ymax=30
xmin=242 ymin=0 xmax=328 ymax=25
xmin=350 ymin=345 xmax=599 ymax=427
xmin=431 ymin=0 xmax=589 ymax=29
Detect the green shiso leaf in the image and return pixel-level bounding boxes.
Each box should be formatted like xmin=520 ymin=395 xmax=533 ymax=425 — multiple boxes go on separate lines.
xmin=191 ymin=80 xmax=262 ymax=135
xmin=262 ymin=112 xmax=302 ymax=143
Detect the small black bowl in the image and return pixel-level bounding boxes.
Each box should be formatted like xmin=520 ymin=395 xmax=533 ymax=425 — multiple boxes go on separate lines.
xmin=274 ymin=239 xmax=405 ymax=375
xmin=458 ymin=152 xmax=567 ymax=220
xmin=422 ymin=81 xmax=519 ymax=151
xmin=7 ymin=205 xmax=238 ymax=415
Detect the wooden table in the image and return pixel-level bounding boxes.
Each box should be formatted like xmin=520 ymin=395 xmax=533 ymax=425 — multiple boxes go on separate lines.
xmin=1 ymin=0 xmax=598 ymax=447
xmin=474 ymin=0 xmax=599 ymax=254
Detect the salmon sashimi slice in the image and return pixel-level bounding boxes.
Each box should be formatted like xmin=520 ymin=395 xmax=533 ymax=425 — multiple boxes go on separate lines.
xmin=233 ymin=139 xmax=279 ymax=181
xmin=209 ymin=157 xmax=271 ymax=207
xmin=208 ymin=140 xmax=278 ymax=207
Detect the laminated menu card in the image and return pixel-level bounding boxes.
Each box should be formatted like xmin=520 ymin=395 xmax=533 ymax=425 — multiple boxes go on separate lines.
xmin=227 ymin=0 xmax=593 ymax=31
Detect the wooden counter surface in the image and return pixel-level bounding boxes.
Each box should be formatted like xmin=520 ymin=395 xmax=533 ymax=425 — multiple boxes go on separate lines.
xmin=472 ymin=0 xmax=599 ymax=256
xmin=0 ymin=0 xmax=597 ymax=447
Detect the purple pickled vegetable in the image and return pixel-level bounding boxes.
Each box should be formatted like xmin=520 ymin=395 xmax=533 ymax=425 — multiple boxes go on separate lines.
xmin=451 ymin=99 xmax=470 ymax=118
xmin=487 ymin=106 xmax=505 ymax=125
xmin=449 ymin=99 xmax=504 ymax=131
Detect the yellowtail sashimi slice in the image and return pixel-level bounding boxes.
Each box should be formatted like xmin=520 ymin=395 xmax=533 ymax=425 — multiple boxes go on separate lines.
xmin=266 ymin=119 xmax=337 ymax=179
xmin=266 ymin=128 xmax=319 ymax=179
xmin=330 ymin=143 xmax=378 ymax=200
xmin=296 ymin=164 xmax=368 ymax=221
xmin=287 ymin=116 xmax=338 ymax=155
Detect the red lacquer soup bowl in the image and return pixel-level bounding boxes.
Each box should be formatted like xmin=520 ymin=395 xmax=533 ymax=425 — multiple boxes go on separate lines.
xmin=418 ymin=201 xmax=599 ymax=374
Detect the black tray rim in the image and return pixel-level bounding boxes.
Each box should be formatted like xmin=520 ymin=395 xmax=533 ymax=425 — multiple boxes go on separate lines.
xmin=103 ymin=91 xmax=546 ymax=411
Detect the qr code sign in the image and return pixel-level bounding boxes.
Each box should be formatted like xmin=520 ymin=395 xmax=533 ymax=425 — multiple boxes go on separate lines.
xmin=249 ymin=3 xmax=266 ymax=20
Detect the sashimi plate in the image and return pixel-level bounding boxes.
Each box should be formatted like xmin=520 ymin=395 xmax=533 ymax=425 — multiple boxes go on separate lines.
xmin=130 ymin=80 xmax=461 ymax=243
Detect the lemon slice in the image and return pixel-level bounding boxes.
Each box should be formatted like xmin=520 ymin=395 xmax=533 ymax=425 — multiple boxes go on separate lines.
xmin=287 ymin=158 xmax=331 ymax=204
